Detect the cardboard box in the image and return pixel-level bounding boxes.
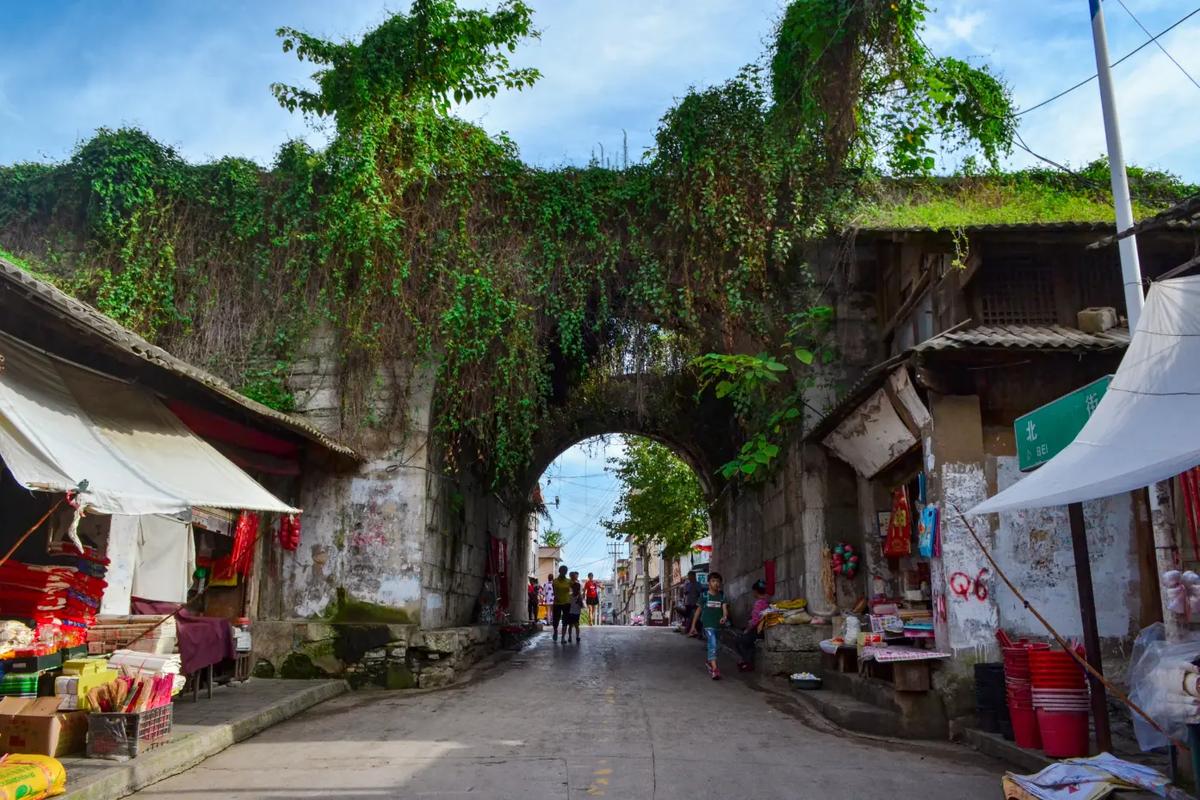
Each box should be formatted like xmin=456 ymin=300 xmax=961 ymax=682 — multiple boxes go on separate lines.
xmin=5 ymin=697 xmax=86 ymax=756
xmin=0 ymin=697 xmax=30 ymax=751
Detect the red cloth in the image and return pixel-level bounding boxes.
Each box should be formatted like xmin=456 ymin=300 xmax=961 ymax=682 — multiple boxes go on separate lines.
xmin=129 ymin=598 xmax=234 ymax=674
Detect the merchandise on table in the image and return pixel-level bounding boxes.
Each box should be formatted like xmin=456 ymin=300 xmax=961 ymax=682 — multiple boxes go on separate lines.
xmin=0 ymin=674 xmax=40 ymax=699
xmin=54 ymin=658 xmax=117 ymax=711
xmin=87 ymin=616 xmax=176 ymax=656
xmin=0 ymin=549 xmax=109 ymax=660
xmin=106 ymin=650 xmax=186 ymax=695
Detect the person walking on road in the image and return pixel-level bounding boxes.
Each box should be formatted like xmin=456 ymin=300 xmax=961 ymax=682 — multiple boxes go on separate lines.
xmin=735 ymin=579 xmax=771 ymax=672
xmin=551 ymin=566 xmax=573 ymax=642
xmin=583 ymin=572 xmax=601 ymax=625
xmin=682 ymin=571 xmax=701 ymax=638
xmin=567 ymin=571 xmax=584 ymax=643
xmin=542 ymin=573 xmax=555 ymax=622
xmin=689 ymin=571 xmax=729 ymax=680
xmin=527 ymin=576 xmax=540 ymax=623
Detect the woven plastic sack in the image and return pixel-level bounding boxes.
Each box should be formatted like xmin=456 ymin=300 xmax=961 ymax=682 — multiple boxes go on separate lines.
xmin=0 ymin=754 xmax=67 ymax=799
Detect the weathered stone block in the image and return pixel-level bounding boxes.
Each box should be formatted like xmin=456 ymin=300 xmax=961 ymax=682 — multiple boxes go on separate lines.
xmin=414 ymin=630 xmax=460 ymax=654
xmin=764 ymin=624 xmax=830 ymax=652
xmin=386 ymin=624 xmax=416 ymax=644
xmin=418 ymin=666 xmax=455 ymax=689
xmin=759 ymin=648 xmax=821 ymax=676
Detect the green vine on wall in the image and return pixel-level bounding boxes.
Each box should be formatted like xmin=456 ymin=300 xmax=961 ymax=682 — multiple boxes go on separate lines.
xmin=1 ymin=0 xmax=1136 ymax=491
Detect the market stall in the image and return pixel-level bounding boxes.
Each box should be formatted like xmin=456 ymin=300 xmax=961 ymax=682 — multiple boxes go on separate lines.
xmin=0 ymin=331 xmax=297 ymax=761
xmin=970 ymin=275 xmax=1200 ymax=761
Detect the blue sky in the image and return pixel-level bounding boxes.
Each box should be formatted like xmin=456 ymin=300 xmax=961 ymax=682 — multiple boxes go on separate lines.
xmin=3 ymin=1 xmax=1200 ymax=575
xmin=2 ymin=1 xmax=1199 ymax=178
xmin=538 ymin=437 xmax=627 ymax=581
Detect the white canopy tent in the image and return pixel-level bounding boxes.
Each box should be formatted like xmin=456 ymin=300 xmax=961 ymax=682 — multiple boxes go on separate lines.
xmin=0 ymin=331 xmax=298 ymax=516
xmin=970 ymin=274 xmax=1200 ymax=515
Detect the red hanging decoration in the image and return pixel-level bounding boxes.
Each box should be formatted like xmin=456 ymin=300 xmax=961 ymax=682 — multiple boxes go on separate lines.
xmin=883 ymin=488 xmax=912 ymax=558
xmin=278 ymin=514 xmax=301 ymax=552
xmin=215 ymin=512 xmax=260 ymax=580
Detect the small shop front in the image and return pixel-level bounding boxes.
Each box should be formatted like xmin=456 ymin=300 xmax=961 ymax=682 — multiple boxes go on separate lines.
xmin=0 ymin=329 xmax=299 ymax=771
xmin=809 ymin=325 xmax=1150 ymax=745
xmin=816 ymin=367 xmax=949 ymax=716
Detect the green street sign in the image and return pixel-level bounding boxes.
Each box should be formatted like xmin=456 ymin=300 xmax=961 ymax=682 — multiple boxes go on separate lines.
xmin=1015 ymin=375 xmax=1112 ymax=472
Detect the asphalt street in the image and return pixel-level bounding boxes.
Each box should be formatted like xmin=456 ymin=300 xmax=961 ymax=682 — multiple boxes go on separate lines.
xmin=128 ymin=626 xmax=1006 ymax=799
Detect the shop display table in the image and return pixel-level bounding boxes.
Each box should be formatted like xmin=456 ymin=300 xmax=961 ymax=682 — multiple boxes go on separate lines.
xmin=860 ymin=645 xmax=951 ymax=692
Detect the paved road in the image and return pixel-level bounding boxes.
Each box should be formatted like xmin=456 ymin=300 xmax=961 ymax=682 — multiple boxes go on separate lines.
xmin=131 ymin=627 xmax=1006 ymax=799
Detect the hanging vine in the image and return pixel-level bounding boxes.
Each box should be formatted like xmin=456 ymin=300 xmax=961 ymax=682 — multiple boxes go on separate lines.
xmin=0 ymin=0 xmax=1066 ymax=489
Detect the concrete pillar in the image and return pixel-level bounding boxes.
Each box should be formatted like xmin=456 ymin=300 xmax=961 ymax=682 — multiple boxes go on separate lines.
xmin=924 ymin=394 xmax=999 ymax=661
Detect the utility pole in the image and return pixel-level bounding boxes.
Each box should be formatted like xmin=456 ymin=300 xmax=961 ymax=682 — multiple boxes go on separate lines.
xmin=1089 ymin=0 xmax=1144 ymax=329
xmin=1089 ymin=0 xmax=1179 ymax=637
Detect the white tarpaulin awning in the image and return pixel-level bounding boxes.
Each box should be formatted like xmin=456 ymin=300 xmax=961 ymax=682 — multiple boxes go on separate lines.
xmin=970 ymin=275 xmax=1200 ymax=515
xmin=0 ymin=332 xmax=298 ymax=515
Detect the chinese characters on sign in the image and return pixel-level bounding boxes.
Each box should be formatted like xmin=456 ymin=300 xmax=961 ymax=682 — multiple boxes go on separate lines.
xmin=1014 ymin=376 xmax=1113 ymax=472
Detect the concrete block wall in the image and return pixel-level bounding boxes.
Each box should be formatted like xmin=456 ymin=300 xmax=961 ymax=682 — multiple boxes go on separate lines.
xmin=712 ymin=439 xmax=860 ymax=624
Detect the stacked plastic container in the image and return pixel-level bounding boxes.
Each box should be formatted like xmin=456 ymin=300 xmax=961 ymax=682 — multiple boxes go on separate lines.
xmin=1002 ymin=641 xmax=1048 ymax=749
xmin=1029 ymin=648 xmax=1090 ymax=757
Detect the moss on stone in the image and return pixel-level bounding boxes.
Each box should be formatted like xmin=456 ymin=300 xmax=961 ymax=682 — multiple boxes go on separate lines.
xmin=851 ymin=169 xmax=1195 ymax=231
xmin=327 ymin=587 xmax=416 ymax=625
xmin=386 ymin=664 xmax=417 ymax=690
xmin=251 ymin=659 xmax=276 ymax=679
xmin=279 ymin=652 xmax=331 ymax=680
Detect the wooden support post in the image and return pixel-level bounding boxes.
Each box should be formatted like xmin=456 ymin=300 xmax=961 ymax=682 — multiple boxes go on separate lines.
xmin=1068 ymin=501 xmax=1112 ymax=753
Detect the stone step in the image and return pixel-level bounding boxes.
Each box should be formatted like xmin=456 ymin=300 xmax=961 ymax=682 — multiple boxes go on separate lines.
xmin=805 ymin=669 xmax=949 ymax=739
xmin=791 ymin=687 xmax=908 ymax=739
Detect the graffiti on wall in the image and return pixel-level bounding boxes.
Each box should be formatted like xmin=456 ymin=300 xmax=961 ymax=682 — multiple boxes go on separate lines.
xmin=949 ymin=568 xmax=990 ymax=602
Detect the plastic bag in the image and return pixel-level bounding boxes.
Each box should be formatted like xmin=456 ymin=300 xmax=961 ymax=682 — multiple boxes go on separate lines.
xmin=1128 ymin=622 xmax=1200 ymax=751
xmin=917 ymin=505 xmax=938 ymax=559
xmin=0 ymin=754 xmax=67 ymax=799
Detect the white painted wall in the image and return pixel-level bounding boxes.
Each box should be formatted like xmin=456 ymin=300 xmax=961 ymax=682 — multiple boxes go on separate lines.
xmin=991 ymin=456 xmax=1138 ymax=640
xmin=935 ymin=462 xmax=999 ymax=661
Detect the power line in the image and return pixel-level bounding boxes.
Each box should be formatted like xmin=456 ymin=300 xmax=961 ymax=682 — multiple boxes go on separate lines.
xmin=1016 ymin=5 xmax=1200 ymax=116
xmin=1115 ymin=0 xmax=1200 ymax=92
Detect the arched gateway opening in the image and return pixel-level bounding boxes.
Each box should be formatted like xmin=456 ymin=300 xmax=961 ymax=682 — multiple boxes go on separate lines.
xmin=526 ymin=433 xmax=713 ymax=631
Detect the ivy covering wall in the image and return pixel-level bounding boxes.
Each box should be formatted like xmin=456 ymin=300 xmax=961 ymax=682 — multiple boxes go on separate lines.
xmin=0 ymin=0 xmax=1190 ymax=489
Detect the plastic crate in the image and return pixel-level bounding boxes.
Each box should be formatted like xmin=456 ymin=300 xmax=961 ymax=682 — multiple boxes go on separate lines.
xmin=86 ymin=705 xmax=172 ymax=760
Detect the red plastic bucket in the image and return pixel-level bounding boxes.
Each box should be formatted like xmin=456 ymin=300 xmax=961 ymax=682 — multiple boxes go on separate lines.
xmin=1009 ymin=705 xmax=1042 ymax=750
xmin=1037 ymin=709 xmax=1089 ymax=757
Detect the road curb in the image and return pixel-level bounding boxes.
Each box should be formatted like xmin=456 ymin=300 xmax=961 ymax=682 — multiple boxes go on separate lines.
xmin=63 ymin=680 xmax=349 ymax=800
xmin=957 ymin=727 xmax=1054 ymax=774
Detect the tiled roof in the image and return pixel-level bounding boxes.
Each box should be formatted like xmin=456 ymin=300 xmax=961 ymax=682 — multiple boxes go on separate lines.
xmin=0 ymin=257 xmax=362 ymax=461
xmin=915 ymin=324 xmax=1130 ymax=352
xmin=805 ymin=324 xmax=1129 ymax=443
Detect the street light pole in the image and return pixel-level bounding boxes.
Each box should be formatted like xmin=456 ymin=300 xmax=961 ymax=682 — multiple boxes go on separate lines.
xmin=1089 ymin=0 xmax=1179 ymax=637
xmin=1089 ymin=0 xmax=1144 ymax=327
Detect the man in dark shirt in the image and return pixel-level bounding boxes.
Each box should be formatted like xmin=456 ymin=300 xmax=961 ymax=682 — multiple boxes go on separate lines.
xmin=682 ymin=571 xmax=701 ymax=637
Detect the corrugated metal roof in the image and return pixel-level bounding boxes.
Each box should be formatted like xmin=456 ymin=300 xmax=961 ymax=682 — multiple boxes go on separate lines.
xmin=805 ymin=324 xmax=1129 ymax=443
xmin=0 ymin=257 xmax=362 ymax=461
xmin=915 ymin=324 xmax=1130 ymax=352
